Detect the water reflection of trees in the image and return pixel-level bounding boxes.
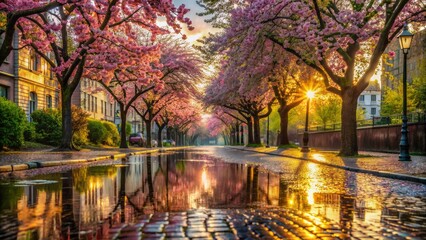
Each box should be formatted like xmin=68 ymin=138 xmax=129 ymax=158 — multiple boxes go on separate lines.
xmin=3 ymin=150 xmax=425 ymax=239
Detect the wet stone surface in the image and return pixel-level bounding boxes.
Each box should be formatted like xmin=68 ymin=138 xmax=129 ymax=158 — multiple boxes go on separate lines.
xmin=108 ymin=209 xmax=426 ymax=239
xmin=0 ymin=147 xmax=426 ymax=239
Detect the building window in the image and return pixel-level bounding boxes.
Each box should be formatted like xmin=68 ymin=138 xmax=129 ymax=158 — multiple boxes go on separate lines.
xmin=104 ymin=101 xmax=107 ymax=116
xmin=29 ymin=50 xmax=40 ymax=71
xmin=91 ymin=96 xmax=94 ymax=112
xmin=46 ymin=95 xmax=52 ymax=108
xmin=82 ymin=93 xmax=86 ymax=109
xmin=101 ymin=100 xmax=104 ymax=114
xmin=95 ymin=97 xmax=98 ymax=112
xmin=0 ymin=85 xmax=8 ymax=99
xmin=29 ymin=92 xmax=37 ymax=116
xmin=371 ymin=95 xmax=376 ymax=102
xmin=371 ymin=107 xmax=376 ymax=115
xmin=359 ymin=95 xmax=364 ymax=102
xmin=110 ymin=103 xmax=113 ymax=116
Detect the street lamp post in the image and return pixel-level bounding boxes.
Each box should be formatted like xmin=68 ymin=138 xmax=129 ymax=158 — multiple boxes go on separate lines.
xmin=266 ymin=115 xmax=270 ymax=148
xmin=301 ymin=91 xmax=315 ymax=152
xmin=397 ymin=24 xmax=414 ymax=161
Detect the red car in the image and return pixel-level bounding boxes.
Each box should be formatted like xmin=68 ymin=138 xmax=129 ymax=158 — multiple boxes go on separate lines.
xmin=129 ymin=133 xmax=146 ymax=147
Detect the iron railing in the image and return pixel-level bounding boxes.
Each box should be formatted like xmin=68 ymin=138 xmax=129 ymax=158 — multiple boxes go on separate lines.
xmin=297 ymin=112 xmax=426 ymax=134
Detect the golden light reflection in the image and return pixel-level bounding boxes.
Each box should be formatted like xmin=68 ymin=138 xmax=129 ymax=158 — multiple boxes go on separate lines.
xmin=306 ymin=163 xmax=319 ymax=206
xmin=201 ymin=166 xmax=210 ymax=191
xmin=311 ymin=153 xmax=326 ymax=162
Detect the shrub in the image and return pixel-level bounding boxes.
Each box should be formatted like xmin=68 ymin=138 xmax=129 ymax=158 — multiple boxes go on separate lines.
xmin=23 ymin=122 xmax=36 ymax=141
xmin=0 ymin=98 xmax=26 ymax=149
xmin=103 ymin=121 xmax=119 ymax=146
xmin=126 ymin=122 xmax=132 ymax=136
xmin=31 ymin=109 xmax=62 ymax=146
xmin=88 ymin=120 xmax=107 ymax=144
xmin=71 ymin=105 xmax=90 ymax=147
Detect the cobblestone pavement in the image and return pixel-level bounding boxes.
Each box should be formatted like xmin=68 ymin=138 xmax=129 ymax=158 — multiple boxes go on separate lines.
xmin=109 ymin=208 xmax=425 ymax=240
xmin=227 ymin=146 xmax=426 ymax=177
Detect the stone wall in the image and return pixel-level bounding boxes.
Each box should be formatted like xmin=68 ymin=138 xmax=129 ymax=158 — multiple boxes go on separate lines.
xmin=298 ymin=123 xmax=426 ymax=153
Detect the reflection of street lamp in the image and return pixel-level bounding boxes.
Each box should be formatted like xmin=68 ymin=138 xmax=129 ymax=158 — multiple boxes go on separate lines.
xmin=266 ymin=115 xmax=270 ymax=148
xmin=301 ymin=90 xmax=315 ymax=152
xmin=397 ymin=24 xmax=413 ymax=161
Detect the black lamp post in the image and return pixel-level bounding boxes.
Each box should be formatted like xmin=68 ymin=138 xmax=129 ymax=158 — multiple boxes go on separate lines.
xmin=301 ymin=91 xmax=315 ymax=152
xmin=397 ymin=24 xmax=414 ymax=161
xmin=266 ymin=115 xmax=270 ymax=148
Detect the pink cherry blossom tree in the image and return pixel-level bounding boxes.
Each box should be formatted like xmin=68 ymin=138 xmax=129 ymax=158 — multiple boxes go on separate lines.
xmin=204 ymin=67 xmax=275 ymax=145
xmin=132 ymin=37 xmax=204 ymax=147
xmin=157 ymin=97 xmax=202 ymax=146
xmin=0 ymin=0 xmax=72 ymax=65
xmin=220 ymin=0 xmax=426 ymax=155
xmin=14 ymin=0 xmax=193 ymax=149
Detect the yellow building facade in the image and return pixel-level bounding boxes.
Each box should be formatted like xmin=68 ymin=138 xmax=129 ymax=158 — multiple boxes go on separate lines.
xmin=16 ymin=48 xmax=59 ymax=120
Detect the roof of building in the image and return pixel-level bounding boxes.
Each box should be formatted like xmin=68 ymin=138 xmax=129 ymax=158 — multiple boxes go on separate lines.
xmin=365 ymin=80 xmax=381 ymax=91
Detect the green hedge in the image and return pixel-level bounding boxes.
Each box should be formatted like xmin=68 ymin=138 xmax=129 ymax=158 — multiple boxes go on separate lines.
xmin=88 ymin=120 xmax=107 ymax=144
xmin=88 ymin=119 xmax=119 ymax=146
xmin=103 ymin=121 xmax=119 ymax=146
xmin=31 ymin=109 xmax=62 ymax=146
xmin=0 ymin=98 xmax=26 ymax=149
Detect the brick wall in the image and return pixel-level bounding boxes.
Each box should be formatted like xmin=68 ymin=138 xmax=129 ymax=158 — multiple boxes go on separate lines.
xmin=298 ymin=123 xmax=426 ymax=153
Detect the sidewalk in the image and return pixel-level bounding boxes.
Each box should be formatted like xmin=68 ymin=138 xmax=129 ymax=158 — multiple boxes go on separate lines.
xmin=0 ymin=146 xmax=185 ymax=173
xmin=228 ymin=146 xmax=426 ymax=183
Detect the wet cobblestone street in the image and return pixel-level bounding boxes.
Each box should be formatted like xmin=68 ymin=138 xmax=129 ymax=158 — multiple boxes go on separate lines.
xmin=109 ymin=208 xmax=426 ymax=240
xmin=0 ymin=147 xmax=425 ymax=239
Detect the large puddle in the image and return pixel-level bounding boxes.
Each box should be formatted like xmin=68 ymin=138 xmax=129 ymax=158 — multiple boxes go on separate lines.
xmin=0 ymin=149 xmax=425 ymax=239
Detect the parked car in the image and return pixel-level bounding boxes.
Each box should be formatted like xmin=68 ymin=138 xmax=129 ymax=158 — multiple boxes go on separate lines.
xmin=151 ymin=140 xmax=158 ymax=148
xmin=129 ymin=133 xmax=146 ymax=147
xmin=162 ymin=139 xmax=176 ymax=146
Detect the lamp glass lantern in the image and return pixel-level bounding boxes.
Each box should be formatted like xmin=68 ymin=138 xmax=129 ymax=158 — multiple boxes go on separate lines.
xmin=398 ymin=25 xmax=414 ymax=53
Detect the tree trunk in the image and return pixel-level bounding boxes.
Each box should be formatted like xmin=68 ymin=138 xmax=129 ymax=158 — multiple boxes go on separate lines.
xmin=253 ymin=116 xmax=261 ymax=144
xmin=166 ymin=127 xmax=171 ymax=139
xmin=119 ymin=165 xmax=126 ymax=223
xmin=119 ymin=105 xmax=128 ymax=148
xmin=340 ymin=90 xmax=359 ymax=156
xmin=278 ymin=108 xmax=290 ymax=145
xmin=145 ymin=120 xmax=152 ymax=148
xmin=157 ymin=125 xmax=165 ymax=147
xmin=247 ymin=118 xmax=254 ymax=144
xmin=61 ymin=172 xmax=77 ymax=239
xmin=236 ymin=123 xmax=240 ymax=144
xmin=59 ymin=87 xmax=74 ymax=150
xmin=240 ymin=125 xmax=244 ymax=145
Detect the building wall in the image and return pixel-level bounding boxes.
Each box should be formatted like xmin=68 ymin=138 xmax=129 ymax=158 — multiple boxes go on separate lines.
xmin=16 ymin=48 xmax=59 ymax=120
xmin=72 ymin=79 xmax=116 ymax=122
xmin=0 ymin=35 xmax=16 ymax=101
xmin=0 ymin=54 xmax=14 ymax=101
xmin=357 ymin=90 xmax=381 ymax=119
xmin=382 ymin=28 xmax=426 ymax=89
xmin=298 ymin=123 xmax=426 ymax=154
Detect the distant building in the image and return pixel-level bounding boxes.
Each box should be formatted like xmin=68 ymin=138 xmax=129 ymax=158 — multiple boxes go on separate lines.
xmin=382 ymin=28 xmax=426 ymax=89
xmin=71 ymin=78 xmax=144 ymax=133
xmin=71 ymin=78 xmax=116 ymax=122
xmin=358 ymin=81 xmax=381 ymax=119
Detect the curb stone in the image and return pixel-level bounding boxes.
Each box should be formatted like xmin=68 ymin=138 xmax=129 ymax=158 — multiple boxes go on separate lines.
xmin=0 ymin=147 xmax=191 ymax=173
xmin=227 ymin=147 xmax=426 ymax=184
